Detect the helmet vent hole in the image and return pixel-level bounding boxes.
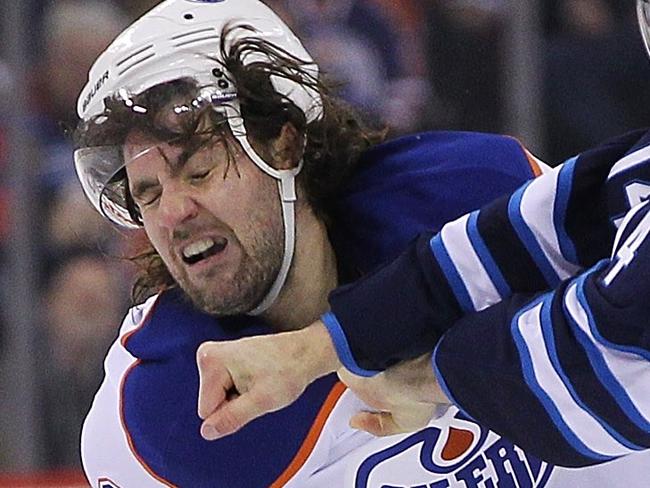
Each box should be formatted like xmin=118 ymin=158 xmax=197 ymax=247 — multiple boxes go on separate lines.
xmin=184 ymin=13 xmax=195 ymax=20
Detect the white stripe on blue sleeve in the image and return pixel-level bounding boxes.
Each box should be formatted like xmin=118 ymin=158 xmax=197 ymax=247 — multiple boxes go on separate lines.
xmin=512 ymin=300 xmax=636 ymax=459
xmin=466 ymin=210 xmax=511 ymax=298
xmin=515 ymin=164 xmax=582 ymax=282
xmin=554 ymin=157 xmax=580 ymax=264
xmin=566 ymin=278 xmax=650 ymax=431
xmin=429 ymin=234 xmax=474 ymax=313
xmin=608 ymin=145 xmax=650 ymax=180
xmin=438 ymin=214 xmax=502 ymax=312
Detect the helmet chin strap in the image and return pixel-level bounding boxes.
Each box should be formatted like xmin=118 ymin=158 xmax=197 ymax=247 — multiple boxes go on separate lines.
xmin=224 ymin=102 xmax=303 ymax=316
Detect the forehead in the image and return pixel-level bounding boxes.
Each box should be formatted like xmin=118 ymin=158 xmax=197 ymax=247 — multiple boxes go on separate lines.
xmin=123 ymin=130 xmax=184 ymax=177
xmin=123 ymin=129 xmax=176 ymax=157
xmin=123 ymin=125 xmax=235 ymax=183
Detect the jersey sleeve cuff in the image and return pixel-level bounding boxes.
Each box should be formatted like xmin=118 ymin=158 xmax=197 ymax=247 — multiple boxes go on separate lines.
xmin=432 ymin=340 xmax=474 ymax=421
xmin=321 ymin=312 xmax=381 ymax=377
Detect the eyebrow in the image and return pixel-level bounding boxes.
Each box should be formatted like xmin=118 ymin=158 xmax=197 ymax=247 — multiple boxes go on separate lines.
xmin=129 ymin=139 xmax=211 ymax=200
xmin=127 ymin=131 xmax=222 ymax=200
xmin=166 ymin=136 xmax=213 ymax=174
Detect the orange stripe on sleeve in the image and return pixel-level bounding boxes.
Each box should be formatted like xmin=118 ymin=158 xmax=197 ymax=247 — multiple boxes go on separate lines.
xmin=507 ymin=136 xmax=545 ymax=178
xmin=525 ymin=149 xmax=544 ymax=177
xmin=270 ymin=382 xmax=347 ymax=488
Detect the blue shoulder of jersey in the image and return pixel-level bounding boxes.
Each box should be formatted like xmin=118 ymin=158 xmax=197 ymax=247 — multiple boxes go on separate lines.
xmin=121 ymin=289 xmax=339 ymax=487
xmin=331 ymin=131 xmax=539 ymax=274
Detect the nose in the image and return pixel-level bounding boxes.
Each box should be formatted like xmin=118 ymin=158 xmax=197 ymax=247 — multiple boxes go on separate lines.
xmin=157 ymin=185 xmax=199 ymax=230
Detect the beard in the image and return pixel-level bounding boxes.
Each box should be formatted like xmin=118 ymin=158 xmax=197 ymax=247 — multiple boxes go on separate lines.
xmin=174 ymin=222 xmax=284 ymax=317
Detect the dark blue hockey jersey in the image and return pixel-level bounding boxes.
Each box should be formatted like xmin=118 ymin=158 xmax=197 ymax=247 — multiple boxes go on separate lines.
xmin=325 ymin=129 xmax=650 ymax=467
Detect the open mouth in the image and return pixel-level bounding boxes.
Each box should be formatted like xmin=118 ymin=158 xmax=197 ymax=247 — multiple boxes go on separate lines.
xmin=181 ymin=237 xmax=228 ymax=265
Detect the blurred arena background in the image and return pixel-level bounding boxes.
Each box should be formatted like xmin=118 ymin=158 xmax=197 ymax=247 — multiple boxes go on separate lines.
xmin=1 ymin=0 xmax=649 ymax=486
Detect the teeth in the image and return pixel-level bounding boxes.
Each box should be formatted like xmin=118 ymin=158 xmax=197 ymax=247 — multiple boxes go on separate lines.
xmin=182 ymin=238 xmax=215 ymax=259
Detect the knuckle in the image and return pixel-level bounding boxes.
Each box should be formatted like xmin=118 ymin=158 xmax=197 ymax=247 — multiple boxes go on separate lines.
xmin=254 ymin=388 xmax=281 ymax=411
xmin=196 ymin=342 xmax=215 ymax=363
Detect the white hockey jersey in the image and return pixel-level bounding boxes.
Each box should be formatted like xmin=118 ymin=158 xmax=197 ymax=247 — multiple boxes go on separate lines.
xmin=82 ymin=294 xmax=650 ymax=487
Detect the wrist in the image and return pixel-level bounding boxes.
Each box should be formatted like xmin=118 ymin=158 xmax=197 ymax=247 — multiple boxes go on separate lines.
xmin=295 ymin=320 xmax=341 ymax=381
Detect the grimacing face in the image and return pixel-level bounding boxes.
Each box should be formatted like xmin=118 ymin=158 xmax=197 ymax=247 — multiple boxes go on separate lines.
xmin=124 ymin=128 xmax=285 ymax=316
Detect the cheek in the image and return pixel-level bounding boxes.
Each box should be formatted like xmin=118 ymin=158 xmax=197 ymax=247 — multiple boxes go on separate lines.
xmin=142 ymin=222 xmax=172 ymax=261
xmin=203 ymin=168 xmax=283 ymax=231
xmin=240 ymin=178 xmax=283 ymax=235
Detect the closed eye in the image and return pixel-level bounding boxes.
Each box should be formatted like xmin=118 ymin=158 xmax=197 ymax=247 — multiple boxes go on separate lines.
xmin=190 ymin=169 xmax=211 ymax=181
xmin=133 ymin=188 xmax=162 ymax=208
xmin=130 ymin=177 xmax=163 ymax=208
xmin=140 ymin=194 xmax=161 ymax=208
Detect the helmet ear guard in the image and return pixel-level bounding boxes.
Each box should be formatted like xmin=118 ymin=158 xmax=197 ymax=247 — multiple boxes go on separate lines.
xmin=75 ymin=0 xmax=324 ymax=314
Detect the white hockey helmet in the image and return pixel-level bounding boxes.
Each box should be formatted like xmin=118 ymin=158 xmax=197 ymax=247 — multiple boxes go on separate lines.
xmin=74 ymin=0 xmax=323 ymax=314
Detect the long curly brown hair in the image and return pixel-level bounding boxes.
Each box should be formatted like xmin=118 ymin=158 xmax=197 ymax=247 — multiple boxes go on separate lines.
xmin=75 ymin=24 xmax=386 ymax=305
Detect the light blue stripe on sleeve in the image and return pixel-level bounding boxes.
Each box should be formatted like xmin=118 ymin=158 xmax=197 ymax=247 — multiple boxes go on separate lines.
xmin=321 ymin=311 xmax=381 ymax=378
xmin=554 ymin=157 xmax=579 ymax=265
xmin=466 ymin=210 xmax=511 ymax=298
xmin=539 ymin=290 xmax=642 ymax=451
xmin=568 ymin=271 xmax=650 ymax=432
xmin=508 ymin=182 xmax=561 ymax=286
xmin=511 ymin=298 xmax=613 ymax=462
xmin=429 ymin=234 xmax=474 ymax=312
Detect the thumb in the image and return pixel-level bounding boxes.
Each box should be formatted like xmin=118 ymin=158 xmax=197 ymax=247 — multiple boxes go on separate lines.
xmin=349 ymin=411 xmax=403 ymax=437
xmin=197 ymin=344 xmax=232 ymax=420
xmin=201 ymin=387 xmax=274 ymax=441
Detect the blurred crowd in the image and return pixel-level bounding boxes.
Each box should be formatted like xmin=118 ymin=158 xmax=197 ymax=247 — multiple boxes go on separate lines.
xmin=0 ymin=0 xmax=649 ymax=473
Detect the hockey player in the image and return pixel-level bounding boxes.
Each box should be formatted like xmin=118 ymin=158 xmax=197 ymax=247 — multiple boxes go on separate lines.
xmin=74 ymin=0 xmax=650 ymax=486
xmin=195 ymin=0 xmax=650 ymax=477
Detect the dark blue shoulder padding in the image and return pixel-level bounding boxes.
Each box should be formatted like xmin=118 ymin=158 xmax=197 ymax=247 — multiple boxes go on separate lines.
xmin=562 ymin=128 xmax=650 ymax=266
xmin=595 ymin=200 xmax=650 ymax=350
xmin=122 ymin=289 xmax=338 ymax=488
xmin=600 ymin=128 xmax=650 ymax=232
xmin=331 ymin=131 xmax=537 ymax=275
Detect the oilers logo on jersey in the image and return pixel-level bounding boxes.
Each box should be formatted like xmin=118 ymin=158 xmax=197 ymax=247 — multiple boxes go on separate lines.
xmin=354 ymin=411 xmax=553 ymax=488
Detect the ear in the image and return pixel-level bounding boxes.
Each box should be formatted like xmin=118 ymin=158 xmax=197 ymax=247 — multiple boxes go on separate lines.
xmin=270 ymin=122 xmax=304 ymax=170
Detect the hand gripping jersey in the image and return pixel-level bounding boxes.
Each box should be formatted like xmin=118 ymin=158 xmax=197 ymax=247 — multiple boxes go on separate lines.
xmin=83 ymin=131 xmax=648 ymax=487
xmin=326 ymin=128 xmax=650 ymax=472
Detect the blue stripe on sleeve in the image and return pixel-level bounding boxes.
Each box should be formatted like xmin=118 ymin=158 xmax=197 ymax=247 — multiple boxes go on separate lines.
xmin=554 ymin=157 xmax=579 ymax=265
xmin=569 ymin=271 xmax=650 ymax=432
xmin=466 ymin=210 xmax=511 ymax=298
xmin=510 ymin=298 xmax=614 ymax=462
xmin=539 ymin=291 xmax=642 ymax=451
xmin=429 ymin=234 xmax=474 ymax=312
xmin=508 ymin=182 xmax=561 ymax=286
xmin=577 ymin=270 xmax=650 ymax=361
xmin=320 ymin=312 xmax=381 ymax=378
xmin=431 ymin=341 xmax=475 ymax=421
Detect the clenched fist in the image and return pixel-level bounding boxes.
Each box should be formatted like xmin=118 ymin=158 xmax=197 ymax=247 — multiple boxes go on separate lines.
xmin=196 ymin=320 xmax=341 ymax=440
